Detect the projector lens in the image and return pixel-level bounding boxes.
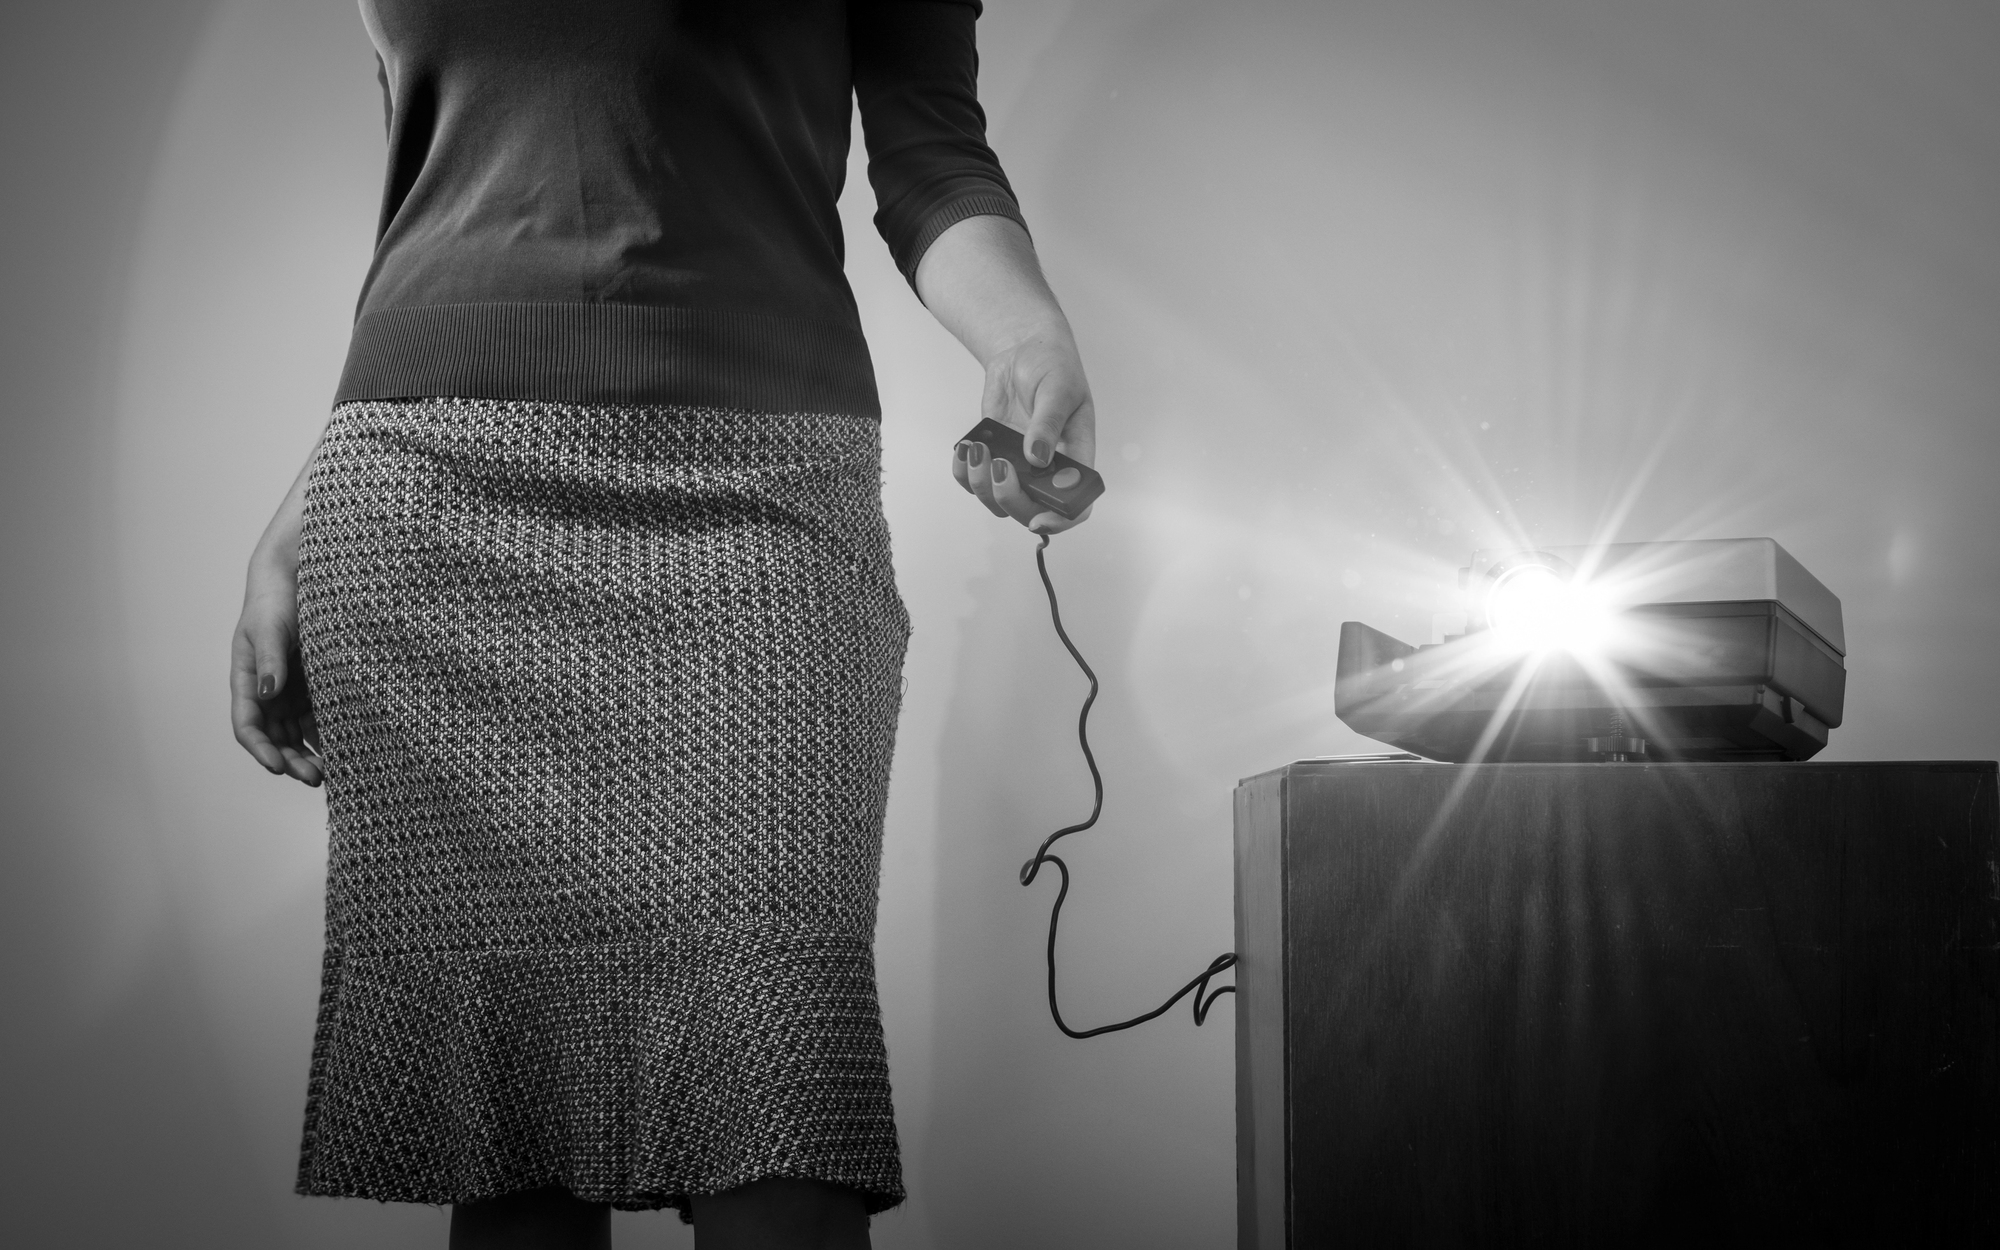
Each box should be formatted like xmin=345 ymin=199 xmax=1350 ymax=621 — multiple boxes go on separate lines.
xmin=1486 ymin=563 xmax=1568 ymax=634
xmin=1484 ymin=558 xmax=1611 ymax=654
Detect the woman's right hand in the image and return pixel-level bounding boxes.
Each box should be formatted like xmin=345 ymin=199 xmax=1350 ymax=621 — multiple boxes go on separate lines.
xmin=951 ymin=329 xmax=1096 ymax=534
xmin=914 ymin=215 xmax=1100 ymax=534
xmin=231 ymin=545 xmax=322 ymax=786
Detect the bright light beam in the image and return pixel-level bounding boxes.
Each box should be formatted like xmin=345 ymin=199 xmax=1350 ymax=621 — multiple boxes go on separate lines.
xmin=1482 ymin=562 xmax=1616 ymax=658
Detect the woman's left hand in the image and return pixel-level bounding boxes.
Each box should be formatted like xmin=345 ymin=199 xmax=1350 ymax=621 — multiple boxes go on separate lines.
xmin=951 ymin=329 xmax=1096 ymax=534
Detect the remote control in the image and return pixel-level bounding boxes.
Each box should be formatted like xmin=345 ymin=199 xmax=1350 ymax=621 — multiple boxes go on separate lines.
xmin=959 ymin=418 xmax=1106 ymax=519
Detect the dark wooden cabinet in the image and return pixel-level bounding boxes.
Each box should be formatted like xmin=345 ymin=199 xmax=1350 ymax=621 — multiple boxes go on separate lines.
xmin=1234 ymin=761 xmax=2000 ymax=1248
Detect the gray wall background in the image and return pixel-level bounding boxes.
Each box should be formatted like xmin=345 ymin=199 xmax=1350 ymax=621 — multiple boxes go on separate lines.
xmin=4 ymin=1 xmax=1997 ymax=1246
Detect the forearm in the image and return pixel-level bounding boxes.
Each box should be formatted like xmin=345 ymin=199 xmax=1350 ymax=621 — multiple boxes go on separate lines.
xmin=233 ymin=425 xmax=327 ymax=784
xmin=251 ymin=429 xmax=327 ymax=574
xmin=914 ymin=215 xmax=1074 ymax=368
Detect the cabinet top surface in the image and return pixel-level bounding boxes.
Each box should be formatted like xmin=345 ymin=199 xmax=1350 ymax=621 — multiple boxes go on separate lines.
xmin=1239 ymin=759 xmax=1999 ymax=788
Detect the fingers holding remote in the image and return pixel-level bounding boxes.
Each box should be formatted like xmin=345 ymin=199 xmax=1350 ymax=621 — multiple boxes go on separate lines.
xmin=953 ymin=439 xmax=1095 ymax=534
xmin=953 ymin=440 xmax=1008 ymax=517
xmin=985 ymin=454 xmax=1051 ymax=529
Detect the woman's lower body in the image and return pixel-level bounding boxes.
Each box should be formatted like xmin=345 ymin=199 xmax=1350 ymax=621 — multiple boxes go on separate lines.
xmin=294 ymin=397 xmax=910 ymax=1218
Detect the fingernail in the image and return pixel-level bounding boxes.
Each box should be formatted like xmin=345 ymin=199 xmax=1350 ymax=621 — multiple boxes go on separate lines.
xmin=258 ymin=675 xmax=274 ymax=698
xmin=992 ymin=458 xmax=1010 ymax=483
xmin=968 ymin=442 xmax=986 ymax=467
xmin=1029 ymin=438 xmax=1051 ymax=464
xmin=955 ymin=442 xmax=968 ymax=461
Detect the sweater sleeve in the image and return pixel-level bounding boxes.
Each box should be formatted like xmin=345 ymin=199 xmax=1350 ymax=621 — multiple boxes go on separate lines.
xmin=850 ymin=0 xmax=1028 ymax=288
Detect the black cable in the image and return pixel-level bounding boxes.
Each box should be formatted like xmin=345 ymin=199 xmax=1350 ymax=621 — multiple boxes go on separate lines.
xmin=1017 ymin=533 xmax=1237 ymax=1038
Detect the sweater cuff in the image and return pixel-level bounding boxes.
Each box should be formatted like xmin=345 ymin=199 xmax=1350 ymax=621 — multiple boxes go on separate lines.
xmin=897 ymin=192 xmax=1030 ymax=292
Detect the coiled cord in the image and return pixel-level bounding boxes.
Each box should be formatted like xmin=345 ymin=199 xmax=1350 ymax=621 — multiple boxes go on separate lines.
xmin=1017 ymin=533 xmax=1237 ymax=1039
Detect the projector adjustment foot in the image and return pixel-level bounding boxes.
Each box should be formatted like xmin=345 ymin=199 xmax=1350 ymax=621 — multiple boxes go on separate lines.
xmin=1585 ymin=735 xmax=1649 ymax=762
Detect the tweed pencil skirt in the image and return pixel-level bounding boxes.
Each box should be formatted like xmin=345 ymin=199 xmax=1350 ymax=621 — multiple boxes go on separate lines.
xmin=292 ymin=396 xmax=910 ymax=1214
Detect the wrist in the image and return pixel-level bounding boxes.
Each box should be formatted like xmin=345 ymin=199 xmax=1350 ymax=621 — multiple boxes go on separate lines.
xmin=917 ymin=214 xmax=1078 ymax=369
xmin=976 ymin=317 xmax=1077 ymax=372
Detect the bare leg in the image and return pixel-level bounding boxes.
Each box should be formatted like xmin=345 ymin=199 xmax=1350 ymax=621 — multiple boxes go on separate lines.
xmin=691 ymin=1178 xmax=870 ymax=1250
xmin=449 ymin=1185 xmax=612 ymax=1250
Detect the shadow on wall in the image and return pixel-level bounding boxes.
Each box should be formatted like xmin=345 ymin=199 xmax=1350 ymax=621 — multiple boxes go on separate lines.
xmin=0 ymin=1 xmax=297 ymax=1247
xmin=1 ymin=0 xmax=1996 ymax=1248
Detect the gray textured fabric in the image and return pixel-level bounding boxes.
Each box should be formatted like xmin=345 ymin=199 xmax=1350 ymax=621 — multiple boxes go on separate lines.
xmin=293 ymin=397 xmax=910 ymax=1214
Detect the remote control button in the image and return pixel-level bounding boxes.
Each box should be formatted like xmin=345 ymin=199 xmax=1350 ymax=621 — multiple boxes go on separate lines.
xmin=1051 ymin=467 xmax=1081 ymax=489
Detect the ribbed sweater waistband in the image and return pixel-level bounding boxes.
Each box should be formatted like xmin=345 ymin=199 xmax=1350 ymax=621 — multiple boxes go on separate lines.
xmin=334 ymin=302 xmax=881 ymax=417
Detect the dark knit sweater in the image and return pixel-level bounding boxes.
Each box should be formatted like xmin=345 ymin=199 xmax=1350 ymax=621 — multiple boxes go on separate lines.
xmin=336 ymin=0 xmax=1025 ymax=417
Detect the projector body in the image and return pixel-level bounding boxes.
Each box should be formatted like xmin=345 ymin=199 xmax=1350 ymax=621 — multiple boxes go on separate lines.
xmin=1336 ymin=539 xmax=1846 ymax=762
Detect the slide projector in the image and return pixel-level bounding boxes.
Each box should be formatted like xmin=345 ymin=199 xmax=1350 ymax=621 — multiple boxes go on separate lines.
xmin=1335 ymin=538 xmax=1845 ymax=762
